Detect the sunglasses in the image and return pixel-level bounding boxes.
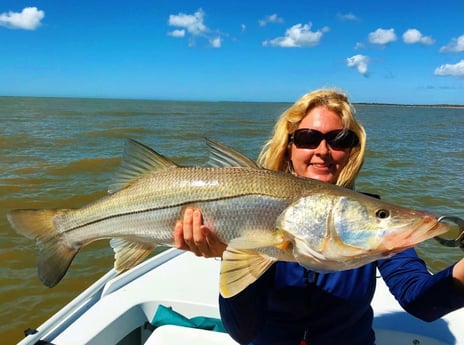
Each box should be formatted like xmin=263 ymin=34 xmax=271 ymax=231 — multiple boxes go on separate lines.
xmin=289 ymin=128 xmax=359 ymax=150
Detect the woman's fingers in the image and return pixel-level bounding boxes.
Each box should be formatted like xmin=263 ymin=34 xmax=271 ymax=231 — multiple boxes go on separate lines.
xmin=173 ymin=207 xmax=227 ymax=258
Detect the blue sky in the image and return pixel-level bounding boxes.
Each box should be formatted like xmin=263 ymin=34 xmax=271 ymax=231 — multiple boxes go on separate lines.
xmin=1 ymin=1 xmax=464 ymax=104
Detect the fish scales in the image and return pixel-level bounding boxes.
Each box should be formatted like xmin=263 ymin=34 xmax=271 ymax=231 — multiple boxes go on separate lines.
xmin=58 ymin=167 xmax=315 ymax=246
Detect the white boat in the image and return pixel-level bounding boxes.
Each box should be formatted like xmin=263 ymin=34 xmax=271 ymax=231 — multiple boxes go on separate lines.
xmin=17 ymin=248 xmax=464 ymax=345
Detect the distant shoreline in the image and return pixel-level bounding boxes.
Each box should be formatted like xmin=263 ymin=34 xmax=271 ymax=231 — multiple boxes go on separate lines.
xmin=354 ymin=102 xmax=464 ymax=109
xmin=0 ymin=95 xmax=463 ymax=108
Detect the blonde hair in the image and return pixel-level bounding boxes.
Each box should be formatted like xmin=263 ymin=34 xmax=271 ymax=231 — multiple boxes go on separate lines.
xmin=257 ymin=89 xmax=366 ymax=189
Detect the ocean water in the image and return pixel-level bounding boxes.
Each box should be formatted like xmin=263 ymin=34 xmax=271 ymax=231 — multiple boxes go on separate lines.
xmin=1 ymin=97 xmax=463 ymax=343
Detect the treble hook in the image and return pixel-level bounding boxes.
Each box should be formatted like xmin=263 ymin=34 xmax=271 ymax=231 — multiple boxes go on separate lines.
xmin=434 ymin=216 xmax=464 ymax=250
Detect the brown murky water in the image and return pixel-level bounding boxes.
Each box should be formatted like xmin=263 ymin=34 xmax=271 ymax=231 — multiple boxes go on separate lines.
xmin=1 ymin=97 xmax=463 ymax=344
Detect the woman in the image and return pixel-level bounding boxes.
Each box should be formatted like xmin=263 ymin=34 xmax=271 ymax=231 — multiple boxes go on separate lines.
xmin=174 ymin=89 xmax=464 ymax=345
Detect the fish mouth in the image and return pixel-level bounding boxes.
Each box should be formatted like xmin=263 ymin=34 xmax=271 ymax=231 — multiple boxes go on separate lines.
xmin=382 ymin=215 xmax=450 ymax=252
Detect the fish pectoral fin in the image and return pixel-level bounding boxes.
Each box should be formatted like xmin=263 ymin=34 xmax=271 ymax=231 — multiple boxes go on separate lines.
xmin=219 ymin=248 xmax=276 ymax=298
xmin=108 ymin=139 xmax=178 ymax=194
xmin=227 ymin=231 xmax=287 ymax=250
xmin=110 ymin=239 xmax=156 ymax=273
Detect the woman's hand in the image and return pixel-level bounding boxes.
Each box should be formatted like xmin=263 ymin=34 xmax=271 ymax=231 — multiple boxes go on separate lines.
xmin=174 ymin=207 xmax=227 ymax=258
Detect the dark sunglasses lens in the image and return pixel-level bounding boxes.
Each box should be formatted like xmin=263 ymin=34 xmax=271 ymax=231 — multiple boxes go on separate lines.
xmin=327 ymin=131 xmax=358 ymax=149
xmin=292 ymin=129 xmax=358 ymax=149
xmin=292 ymin=130 xmax=322 ymax=148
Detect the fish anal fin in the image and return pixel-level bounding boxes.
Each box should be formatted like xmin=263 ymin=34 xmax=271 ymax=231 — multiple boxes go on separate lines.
xmin=220 ymin=248 xmax=276 ymax=298
xmin=110 ymin=239 xmax=156 ymax=273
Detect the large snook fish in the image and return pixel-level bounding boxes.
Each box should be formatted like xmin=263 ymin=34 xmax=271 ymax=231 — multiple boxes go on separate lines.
xmin=7 ymin=139 xmax=449 ymax=298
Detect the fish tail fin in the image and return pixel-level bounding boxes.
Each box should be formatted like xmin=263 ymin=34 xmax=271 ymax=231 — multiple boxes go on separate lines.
xmin=7 ymin=209 xmax=79 ymax=287
xmin=219 ymin=248 xmax=276 ymax=298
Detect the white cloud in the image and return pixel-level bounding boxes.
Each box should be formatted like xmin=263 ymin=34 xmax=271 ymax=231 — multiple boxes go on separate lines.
xmin=259 ymin=14 xmax=284 ymax=27
xmin=167 ymin=29 xmax=185 ymax=38
xmin=336 ymin=12 xmax=359 ymax=21
xmin=168 ymin=9 xmax=207 ymax=35
xmin=210 ymin=37 xmax=221 ymax=48
xmin=346 ymin=54 xmax=369 ymax=76
xmin=402 ymin=29 xmax=434 ymax=45
xmin=434 ymin=60 xmax=464 ymax=77
xmin=0 ymin=7 xmax=44 ymax=30
xmin=368 ymin=28 xmax=397 ymax=45
xmin=354 ymin=42 xmax=365 ymax=50
xmin=168 ymin=9 xmax=224 ymax=48
xmin=262 ymin=23 xmax=329 ymax=47
xmin=439 ymin=34 xmax=464 ymax=53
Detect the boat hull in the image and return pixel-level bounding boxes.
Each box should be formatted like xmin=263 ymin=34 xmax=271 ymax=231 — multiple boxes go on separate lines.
xmin=16 ymin=249 xmax=464 ymax=345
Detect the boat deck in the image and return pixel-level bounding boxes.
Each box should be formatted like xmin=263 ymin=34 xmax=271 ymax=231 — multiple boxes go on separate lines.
xmin=17 ymin=249 xmax=464 ymax=345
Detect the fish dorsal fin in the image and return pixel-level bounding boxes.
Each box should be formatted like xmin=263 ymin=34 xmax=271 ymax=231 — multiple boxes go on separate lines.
xmin=110 ymin=238 xmax=156 ymax=273
xmin=220 ymin=248 xmax=276 ymax=298
xmin=205 ymin=138 xmax=259 ymax=168
xmin=109 ymin=139 xmax=178 ymax=193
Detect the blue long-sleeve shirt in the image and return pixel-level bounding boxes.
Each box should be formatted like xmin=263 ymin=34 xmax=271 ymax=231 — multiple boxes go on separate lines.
xmin=219 ymin=248 xmax=464 ymax=345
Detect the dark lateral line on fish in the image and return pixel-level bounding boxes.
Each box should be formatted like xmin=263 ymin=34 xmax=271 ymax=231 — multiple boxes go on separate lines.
xmin=63 ymin=194 xmax=283 ymax=234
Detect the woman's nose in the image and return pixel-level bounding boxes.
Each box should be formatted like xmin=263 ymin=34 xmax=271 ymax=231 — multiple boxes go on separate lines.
xmin=314 ymin=139 xmax=330 ymax=155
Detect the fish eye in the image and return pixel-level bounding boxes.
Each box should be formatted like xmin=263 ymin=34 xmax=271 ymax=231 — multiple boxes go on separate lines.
xmin=375 ymin=209 xmax=390 ymax=219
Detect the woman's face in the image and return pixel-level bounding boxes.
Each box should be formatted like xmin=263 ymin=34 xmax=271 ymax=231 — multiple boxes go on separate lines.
xmin=290 ymin=106 xmax=352 ymax=184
